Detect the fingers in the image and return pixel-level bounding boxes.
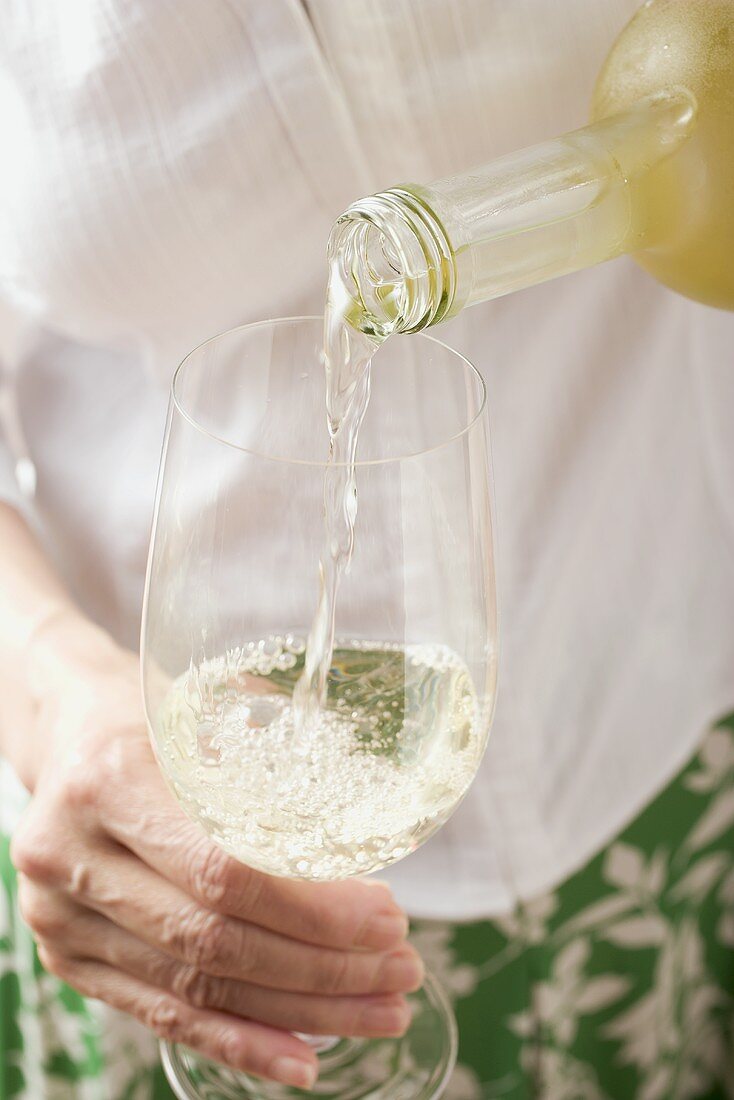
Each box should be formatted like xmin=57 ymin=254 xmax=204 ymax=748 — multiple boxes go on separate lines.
xmin=16 ymin=715 xmax=410 ymax=954
xmin=21 ymin=848 xmax=424 ymax=997
xmin=34 ymin=902 xmax=411 ymax=1039
xmin=35 ymin=948 xmax=319 ymax=1091
xmin=105 ymin=790 xmax=409 ymax=951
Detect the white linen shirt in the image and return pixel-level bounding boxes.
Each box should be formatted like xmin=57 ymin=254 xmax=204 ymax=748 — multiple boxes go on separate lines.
xmin=1 ymin=0 xmax=733 ymax=919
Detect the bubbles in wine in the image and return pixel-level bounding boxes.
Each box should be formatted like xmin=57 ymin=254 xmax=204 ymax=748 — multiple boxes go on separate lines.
xmin=154 ymin=637 xmax=485 ymax=880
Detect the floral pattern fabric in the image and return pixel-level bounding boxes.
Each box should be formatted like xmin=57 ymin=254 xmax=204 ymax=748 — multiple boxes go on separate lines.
xmin=418 ymin=715 xmax=734 ymax=1100
xmin=3 ymin=716 xmax=734 ymax=1099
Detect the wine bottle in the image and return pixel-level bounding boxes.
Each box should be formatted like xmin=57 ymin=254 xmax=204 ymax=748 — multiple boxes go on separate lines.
xmin=330 ymin=0 xmax=734 ymax=338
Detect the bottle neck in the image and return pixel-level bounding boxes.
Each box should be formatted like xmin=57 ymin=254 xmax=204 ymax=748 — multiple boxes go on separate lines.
xmin=331 ymin=91 xmax=696 ymax=336
xmin=326 ymin=190 xmax=457 ymax=339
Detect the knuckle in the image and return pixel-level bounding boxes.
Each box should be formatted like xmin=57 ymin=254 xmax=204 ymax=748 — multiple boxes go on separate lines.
xmin=57 ymin=761 xmax=103 ymax=814
xmin=236 ymin=866 xmax=265 ymax=916
xmin=190 ymin=842 xmax=265 ymax=918
xmin=35 ymin=943 xmax=56 ymax=971
xmin=216 ymin=1030 xmax=244 ymax=1070
xmin=10 ymin=828 xmax=60 ymax=884
xmin=18 ymin=888 xmax=67 ymax=940
xmin=189 ymin=844 xmax=231 ymax=909
xmin=160 ymin=910 xmax=189 ymax=959
xmin=318 ymin=951 xmax=351 ymax=995
xmin=57 ymin=731 xmax=132 ymax=814
xmin=233 ymin=926 xmax=262 ymax=979
xmin=173 ymin=966 xmax=215 ymax=1009
xmin=190 ymin=912 xmax=230 ymax=970
xmin=144 ymin=995 xmax=186 ymax=1042
xmin=165 ymin=907 xmax=230 ymax=970
xmin=65 ymin=859 xmax=94 ymax=902
xmin=36 ymin=944 xmax=71 ymax=980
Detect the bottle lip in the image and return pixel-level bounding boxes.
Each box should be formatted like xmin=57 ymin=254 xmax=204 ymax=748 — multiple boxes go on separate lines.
xmin=332 ymin=188 xmax=457 ymax=334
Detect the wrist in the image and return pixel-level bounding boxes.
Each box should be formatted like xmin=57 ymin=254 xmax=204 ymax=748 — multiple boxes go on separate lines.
xmin=15 ymin=611 xmax=141 ymax=793
xmin=25 ymin=607 xmax=129 ymax=697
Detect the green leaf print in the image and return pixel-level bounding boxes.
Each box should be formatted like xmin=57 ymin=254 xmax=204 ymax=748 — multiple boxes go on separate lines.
xmin=4 ymin=712 xmax=734 ymax=1098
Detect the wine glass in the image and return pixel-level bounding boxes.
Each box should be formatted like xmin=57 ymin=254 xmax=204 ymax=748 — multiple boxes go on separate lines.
xmin=141 ymin=316 xmax=497 ymax=1099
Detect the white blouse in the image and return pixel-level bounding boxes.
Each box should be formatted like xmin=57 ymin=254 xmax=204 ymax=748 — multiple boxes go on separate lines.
xmin=1 ymin=0 xmax=733 ymax=919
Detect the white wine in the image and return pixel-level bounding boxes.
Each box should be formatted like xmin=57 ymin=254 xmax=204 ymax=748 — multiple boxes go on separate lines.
xmin=153 ymin=636 xmax=486 ymax=880
xmin=292 ymin=264 xmax=379 ymax=732
xmin=329 ymin=0 xmax=734 ymax=337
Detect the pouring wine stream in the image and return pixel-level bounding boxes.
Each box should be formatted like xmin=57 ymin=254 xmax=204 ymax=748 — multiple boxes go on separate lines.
xmin=291 ymin=243 xmax=384 ymax=737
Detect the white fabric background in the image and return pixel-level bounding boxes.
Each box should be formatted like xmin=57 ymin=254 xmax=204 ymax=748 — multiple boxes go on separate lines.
xmin=0 ymin=0 xmax=732 ymax=918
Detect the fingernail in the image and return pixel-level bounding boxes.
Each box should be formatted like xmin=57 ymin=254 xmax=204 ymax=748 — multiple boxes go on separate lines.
xmin=270 ymin=1056 xmax=318 ymax=1090
xmin=355 ymin=910 xmax=409 ymax=949
xmin=380 ymin=949 xmax=425 ymax=992
xmin=360 ymin=998 xmax=412 ymax=1036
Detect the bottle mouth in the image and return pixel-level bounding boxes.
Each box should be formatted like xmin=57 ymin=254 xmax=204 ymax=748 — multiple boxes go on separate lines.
xmin=327 ymin=189 xmax=456 ymax=337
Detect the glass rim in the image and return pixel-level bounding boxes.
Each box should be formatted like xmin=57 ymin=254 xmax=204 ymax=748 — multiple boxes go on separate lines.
xmin=171 ymin=315 xmax=487 ymax=468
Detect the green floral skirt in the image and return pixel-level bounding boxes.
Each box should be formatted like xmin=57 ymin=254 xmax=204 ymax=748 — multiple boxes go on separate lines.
xmin=3 ymin=715 xmax=734 ymax=1099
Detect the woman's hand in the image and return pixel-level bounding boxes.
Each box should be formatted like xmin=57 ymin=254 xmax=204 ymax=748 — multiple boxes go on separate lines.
xmin=9 ymin=623 xmax=422 ymax=1092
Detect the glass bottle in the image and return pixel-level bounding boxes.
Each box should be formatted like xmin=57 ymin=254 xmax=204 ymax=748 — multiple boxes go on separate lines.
xmin=330 ymin=0 xmax=734 ymax=339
